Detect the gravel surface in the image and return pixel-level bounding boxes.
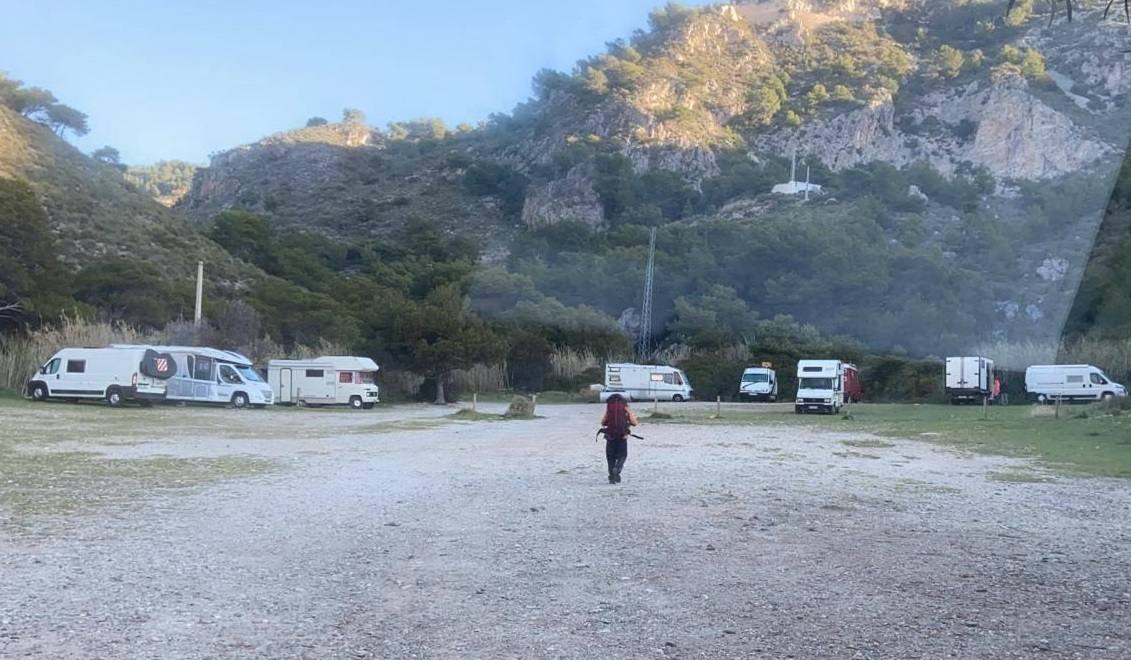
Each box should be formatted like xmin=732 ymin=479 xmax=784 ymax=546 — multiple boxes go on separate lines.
xmin=1 ymin=402 xmax=1129 ymax=659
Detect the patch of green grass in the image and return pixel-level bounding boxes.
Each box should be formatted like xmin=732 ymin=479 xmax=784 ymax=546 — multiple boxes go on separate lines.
xmin=0 ymin=389 xmax=25 ymax=406
xmin=841 ymin=439 xmax=896 ymax=449
xmin=647 ymin=404 xmax=1131 ymax=478
xmin=0 ymin=447 xmax=279 ymax=524
xmin=449 ymin=409 xmax=507 ymax=422
xmin=987 ymin=470 xmax=1056 ymax=484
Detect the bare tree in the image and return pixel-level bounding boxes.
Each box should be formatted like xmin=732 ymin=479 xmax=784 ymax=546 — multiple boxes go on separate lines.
xmin=0 ymin=301 xmax=22 ymax=318
xmin=1007 ymin=0 xmax=1130 ymax=24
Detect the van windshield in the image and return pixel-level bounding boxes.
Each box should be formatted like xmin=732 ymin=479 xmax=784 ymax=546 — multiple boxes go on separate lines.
xmin=742 ymin=373 xmax=769 ymax=383
xmin=800 ymin=377 xmax=834 ymax=390
xmin=237 ymin=366 xmax=264 ymax=383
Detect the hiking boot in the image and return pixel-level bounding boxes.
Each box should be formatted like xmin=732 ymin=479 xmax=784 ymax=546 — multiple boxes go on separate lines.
xmin=608 ymin=474 xmax=617 ymax=484
xmin=614 ymin=473 xmax=622 ymax=484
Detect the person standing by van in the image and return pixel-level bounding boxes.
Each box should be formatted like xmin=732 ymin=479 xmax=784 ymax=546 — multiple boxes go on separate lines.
xmin=993 ymin=376 xmax=1002 ymax=404
xmin=601 ymin=394 xmax=638 ymax=484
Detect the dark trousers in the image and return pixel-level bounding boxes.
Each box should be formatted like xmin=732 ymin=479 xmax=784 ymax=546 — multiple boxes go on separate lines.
xmin=605 ymin=437 xmax=628 ymax=476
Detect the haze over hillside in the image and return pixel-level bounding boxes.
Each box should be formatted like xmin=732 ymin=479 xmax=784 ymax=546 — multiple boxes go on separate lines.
xmin=174 ymin=0 xmax=1131 ymax=354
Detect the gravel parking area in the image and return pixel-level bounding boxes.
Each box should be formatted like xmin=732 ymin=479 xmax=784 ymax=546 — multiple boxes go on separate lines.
xmin=1 ymin=402 xmax=1129 ymax=659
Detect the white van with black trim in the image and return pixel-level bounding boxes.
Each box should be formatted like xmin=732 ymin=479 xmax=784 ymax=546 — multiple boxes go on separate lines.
xmin=115 ymin=345 xmax=273 ymax=409
xmin=26 ymin=346 xmax=176 ymax=407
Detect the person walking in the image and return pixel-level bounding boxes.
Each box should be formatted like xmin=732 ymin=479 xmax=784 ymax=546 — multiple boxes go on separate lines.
xmin=601 ymin=394 xmax=638 ymax=484
xmin=993 ymin=376 xmax=1003 ymax=404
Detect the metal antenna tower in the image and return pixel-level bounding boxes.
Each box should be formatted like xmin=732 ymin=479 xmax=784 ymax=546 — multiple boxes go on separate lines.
xmin=636 ymin=227 xmax=657 ymax=363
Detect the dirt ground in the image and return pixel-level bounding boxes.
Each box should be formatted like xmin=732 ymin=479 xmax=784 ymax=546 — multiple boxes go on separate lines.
xmin=1 ymin=401 xmax=1129 ymax=659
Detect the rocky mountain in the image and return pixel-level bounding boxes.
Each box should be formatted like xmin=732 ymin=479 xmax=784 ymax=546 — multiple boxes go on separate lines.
xmin=175 ymin=0 xmax=1131 ymax=351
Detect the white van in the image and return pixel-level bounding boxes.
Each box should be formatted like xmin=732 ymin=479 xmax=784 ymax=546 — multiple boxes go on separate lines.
xmin=738 ymin=367 xmax=778 ymax=402
xmin=268 ymin=356 xmax=380 ymax=409
xmin=945 ymin=356 xmax=995 ymax=404
xmin=602 ymin=363 xmax=693 ymax=402
xmin=1025 ymin=365 xmax=1127 ymax=404
xmin=26 ymin=346 xmax=176 ymax=407
xmin=117 ymin=345 xmax=273 ymax=409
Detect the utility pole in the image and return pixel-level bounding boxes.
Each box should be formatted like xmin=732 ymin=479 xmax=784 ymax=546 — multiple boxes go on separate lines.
xmin=636 ymin=227 xmax=657 ymax=364
xmin=194 ymin=261 xmax=204 ymax=325
xmin=805 ymin=165 xmax=811 ymax=202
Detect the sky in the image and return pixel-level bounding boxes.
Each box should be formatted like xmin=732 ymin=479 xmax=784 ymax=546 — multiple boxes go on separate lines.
xmin=0 ymin=0 xmax=706 ymax=165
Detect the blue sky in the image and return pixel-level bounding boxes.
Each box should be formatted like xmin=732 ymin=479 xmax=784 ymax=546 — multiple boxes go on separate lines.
xmin=0 ymin=0 xmax=705 ymax=165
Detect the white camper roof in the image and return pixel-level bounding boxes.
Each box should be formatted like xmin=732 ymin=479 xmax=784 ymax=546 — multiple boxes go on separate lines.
xmin=111 ymin=344 xmax=253 ymax=367
xmin=269 ymin=356 xmax=379 ymax=372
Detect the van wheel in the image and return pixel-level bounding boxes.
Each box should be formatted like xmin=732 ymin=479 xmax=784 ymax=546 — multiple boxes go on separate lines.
xmin=672 ymin=395 xmax=685 ymax=403
xmin=1102 ymin=392 xmax=1115 ymax=401
xmin=105 ymin=387 xmax=123 ymax=407
xmin=349 ymin=396 xmax=363 ymax=410
xmin=30 ymin=383 xmax=49 ymax=402
xmin=231 ymin=393 xmax=249 ymax=409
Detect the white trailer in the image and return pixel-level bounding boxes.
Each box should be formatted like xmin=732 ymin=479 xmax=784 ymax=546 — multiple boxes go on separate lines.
xmin=602 ymin=363 xmax=693 ymax=403
xmin=1025 ymin=365 xmax=1127 ymax=404
xmin=117 ymin=345 xmax=273 ymax=409
xmin=945 ymin=356 xmax=995 ymax=405
xmin=268 ymin=356 xmax=380 ymax=409
xmin=738 ymin=367 xmax=778 ymax=402
xmin=26 ymin=346 xmax=175 ymax=407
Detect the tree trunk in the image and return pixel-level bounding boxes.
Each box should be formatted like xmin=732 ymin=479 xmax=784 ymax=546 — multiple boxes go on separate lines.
xmin=434 ymin=375 xmax=446 ymax=405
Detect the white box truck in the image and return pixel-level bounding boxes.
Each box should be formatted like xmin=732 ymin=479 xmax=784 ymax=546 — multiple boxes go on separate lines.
xmin=26 ymin=346 xmax=176 ymax=407
xmin=602 ymin=363 xmax=692 ymax=402
xmin=945 ymin=356 xmax=994 ymax=405
xmin=1025 ymin=365 xmax=1127 ymax=404
xmin=118 ymin=345 xmax=273 ymax=409
xmin=738 ymin=367 xmax=777 ymax=402
xmin=269 ymin=356 xmax=380 ymax=409
xmin=795 ymin=360 xmax=861 ymax=415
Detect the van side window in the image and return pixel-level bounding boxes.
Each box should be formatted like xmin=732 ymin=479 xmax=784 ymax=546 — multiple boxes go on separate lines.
xmin=339 ymin=372 xmax=353 ymax=384
xmin=193 ymin=356 xmax=213 ymax=381
xmin=306 ymin=369 xmax=324 ymax=378
xmin=1090 ymin=373 xmax=1107 ymax=385
xmin=1067 ymin=375 xmax=1084 ymax=384
xmin=42 ymin=358 xmax=61 ymax=375
xmin=66 ymin=360 xmax=86 ymax=374
xmin=662 ymin=373 xmax=676 ymax=385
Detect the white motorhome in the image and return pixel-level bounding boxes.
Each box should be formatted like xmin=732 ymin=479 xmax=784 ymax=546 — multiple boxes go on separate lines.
xmin=268 ymin=356 xmax=380 ymax=409
xmin=26 ymin=346 xmax=176 ymax=407
xmin=795 ymin=359 xmax=861 ymax=415
xmin=117 ymin=345 xmax=273 ymax=409
xmin=945 ymin=356 xmax=995 ymax=405
xmin=602 ymin=363 xmax=693 ymax=403
xmin=738 ymin=367 xmax=778 ymax=402
xmin=1025 ymin=365 xmax=1127 ymax=404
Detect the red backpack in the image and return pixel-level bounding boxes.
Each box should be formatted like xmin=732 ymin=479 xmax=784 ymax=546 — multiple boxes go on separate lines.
xmin=604 ymin=399 xmax=631 ymax=440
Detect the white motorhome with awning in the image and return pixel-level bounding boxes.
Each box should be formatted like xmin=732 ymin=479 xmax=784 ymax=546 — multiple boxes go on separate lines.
xmin=26 ymin=346 xmax=176 ymax=407
xmin=268 ymin=356 xmax=380 ymax=409
xmin=602 ymin=363 xmax=693 ymax=402
xmin=114 ymin=345 xmax=273 ymax=408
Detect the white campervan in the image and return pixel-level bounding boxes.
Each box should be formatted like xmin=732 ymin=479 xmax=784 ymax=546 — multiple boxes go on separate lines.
xmin=26 ymin=346 xmax=176 ymax=407
xmin=117 ymin=345 xmax=273 ymax=409
xmin=602 ymin=363 xmax=693 ymax=402
xmin=268 ymin=356 xmax=380 ymax=409
xmin=1025 ymin=365 xmax=1127 ymax=404
xmin=738 ymin=367 xmax=778 ymax=402
xmin=795 ymin=359 xmax=861 ymax=415
xmin=945 ymin=356 xmax=995 ymax=405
